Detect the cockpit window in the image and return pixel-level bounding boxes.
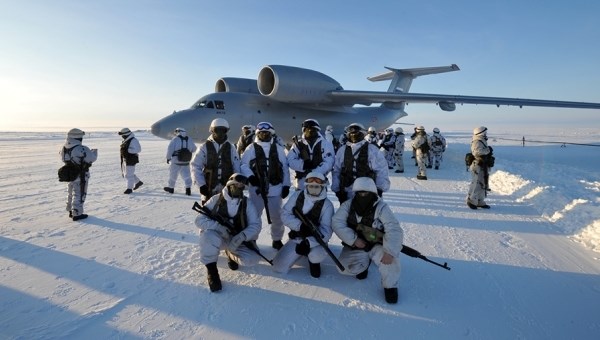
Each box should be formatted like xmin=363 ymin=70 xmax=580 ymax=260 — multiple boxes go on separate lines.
xmin=191 ymin=100 xmax=207 ymax=109
xmin=206 ymin=101 xmax=214 ymax=109
xmin=215 ymin=100 xmax=225 ymax=110
xmin=191 ymin=99 xmax=223 ymax=110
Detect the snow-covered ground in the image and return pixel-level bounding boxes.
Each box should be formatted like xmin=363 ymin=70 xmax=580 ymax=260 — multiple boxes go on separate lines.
xmin=1 ymin=128 xmax=599 ymax=339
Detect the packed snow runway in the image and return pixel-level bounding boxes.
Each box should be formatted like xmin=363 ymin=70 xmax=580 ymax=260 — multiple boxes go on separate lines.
xmin=1 ymin=129 xmax=599 ymax=339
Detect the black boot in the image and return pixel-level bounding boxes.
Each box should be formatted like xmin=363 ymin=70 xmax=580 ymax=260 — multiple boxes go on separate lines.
xmin=205 ymin=262 xmax=222 ymax=292
xmin=124 ymin=189 xmax=133 ymax=194
xmin=185 ymin=187 xmax=191 ymax=196
xmin=384 ymin=287 xmax=398 ymax=304
xmin=467 ymin=201 xmax=478 ymax=210
xmin=356 ymin=268 xmax=369 ymax=280
xmin=133 ymin=181 xmax=144 ymax=190
xmin=226 ymin=251 xmax=239 ymax=271
xmin=163 ymin=187 xmax=174 ymax=194
xmin=272 ymin=240 xmax=283 ymax=250
xmin=309 ymin=261 xmax=321 ymax=278
xmin=72 ymin=214 xmax=88 ymax=221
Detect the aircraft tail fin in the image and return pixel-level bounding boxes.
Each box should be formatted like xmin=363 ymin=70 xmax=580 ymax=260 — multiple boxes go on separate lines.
xmin=368 ymin=64 xmax=460 ymax=93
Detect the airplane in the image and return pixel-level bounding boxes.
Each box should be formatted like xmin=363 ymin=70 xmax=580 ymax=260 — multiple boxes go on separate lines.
xmin=150 ymin=64 xmax=600 ymax=142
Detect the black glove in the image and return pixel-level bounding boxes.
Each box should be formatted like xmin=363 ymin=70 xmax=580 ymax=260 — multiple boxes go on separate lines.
xmin=377 ymin=189 xmax=383 ymax=197
xmin=167 ymin=159 xmax=170 ymax=164
xmin=335 ymin=191 xmax=348 ymax=203
xmin=199 ymin=185 xmax=209 ymax=197
xmin=302 ymin=159 xmax=313 ymax=170
xmin=295 ymin=239 xmax=310 ymax=256
xmin=248 ymin=175 xmax=259 ymax=186
xmin=281 ymin=186 xmax=290 ymax=199
xmin=299 ymin=223 xmax=312 ymax=237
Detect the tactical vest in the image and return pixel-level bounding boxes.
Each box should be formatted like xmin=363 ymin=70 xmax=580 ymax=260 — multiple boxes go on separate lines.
xmin=341 ymin=143 xmax=374 ymax=188
xmin=120 ymin=138 xmax=139 ymax=165
xmin=214 ymin=194 xmax=247 ymax=234
xmin=204 ymin=141 xmax=234 ymax=192
xmin=292 ymin=191 xmax=325 ymax=238
xmin=295 ymin=140 xmax=324 ymax=179
xmin=345 ymin=204 xmax=380 ymax=249
xmin=252 ymin=141 xmax=283 ymax=185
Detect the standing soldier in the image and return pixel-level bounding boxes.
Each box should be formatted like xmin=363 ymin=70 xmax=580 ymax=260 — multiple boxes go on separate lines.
xmin=324 ymin=125 xmax=340 ymax=153
xmin=380 ymin=127 xmax=396 ymax=169
xmin=332 ymin=123 xmax=390 ymax=204
xmin=332 ymin=177 xmax=404 ymax=304
xmin=118 ymin=128 xmax=143 ymax=194
xmin=287 ymin=119 xmax=335 ymax=191
xmin=411 ymin=126 xmax=429 ymax=180
xmin=467 ymin=126 xmax=494 ymax=209
xmin=393 ymin=127 xmax=405 ymax=173
xmin=195 ymin=174 xmax=262 ymax=292
xmin=429 ymin=127 xmax=447 ymax=170
xmin=240 ymin=121 xmax=291 ymax=250
xmin=191 ymin=118 xmax=240 ymax=203
xmin=365 ymin=126 xmax=379 ymax=145
xmin=59 ymin=128 xmax=98 ymax=221
xmin=236 ymin=125 xmax=255 ymax=156
xmin=164 ymin=127 xmax=197 ymax=195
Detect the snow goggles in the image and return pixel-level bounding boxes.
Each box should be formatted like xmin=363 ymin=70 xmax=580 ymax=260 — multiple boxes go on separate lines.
xmin=306 ymin=177 xmax=325 ymax=184
xmin=256 ymin=122 xmax=274 ymax=131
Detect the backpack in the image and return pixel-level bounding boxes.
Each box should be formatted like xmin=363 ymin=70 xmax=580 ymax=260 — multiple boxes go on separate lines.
xmin=177 ymin=136 xmax=193 ymax=162
xmin=58 ymin=146 xmax=81 ymax=182
xmin=465 ymin=153 xmax=475 ymax=167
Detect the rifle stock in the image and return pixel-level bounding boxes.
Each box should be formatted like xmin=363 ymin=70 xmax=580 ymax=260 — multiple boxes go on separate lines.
xmin=292 ymin=207 xmax=345 ymax=271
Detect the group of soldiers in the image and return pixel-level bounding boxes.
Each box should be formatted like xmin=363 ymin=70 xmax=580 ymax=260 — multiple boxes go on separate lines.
xmin=59 ymin=120 xmax=493 ymax=304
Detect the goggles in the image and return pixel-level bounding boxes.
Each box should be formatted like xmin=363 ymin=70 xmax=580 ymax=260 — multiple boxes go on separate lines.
xmin=212 ymin=126 xmax=228 ymax=134
xmin=356 ymin=191 xmax=373 ymax=197
xmin=306 ymin=177 xmax=325 ymax=184
xmin=256 ymin=122 xmax=274 ymax=131
xmin=175 ymin=128 xmax=186 ymax=133
xmin=347 ymin=126 xmax=363 ymax=134
xmin=302 ymin=120 xmax=320 ymax=130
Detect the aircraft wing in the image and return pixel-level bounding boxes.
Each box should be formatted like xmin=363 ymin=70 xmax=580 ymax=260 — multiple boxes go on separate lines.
xmin=327 ymin=90 xmax=600 ymax=109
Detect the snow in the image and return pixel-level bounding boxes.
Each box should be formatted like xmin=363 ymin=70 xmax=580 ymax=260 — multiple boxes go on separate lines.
xmin=1 ymin=128 xmax=600 ymax=339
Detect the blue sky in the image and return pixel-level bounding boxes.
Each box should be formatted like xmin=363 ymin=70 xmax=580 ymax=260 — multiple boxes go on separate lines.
xmin=1 ymin=0 xmax=599 ymax=131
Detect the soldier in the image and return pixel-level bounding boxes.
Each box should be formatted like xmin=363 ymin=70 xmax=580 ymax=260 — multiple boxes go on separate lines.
xmin=365 ymin=126 xmax=379 ymax=145
xmin=240 ymin=121 xmax=291 ymax=250
xmin=411 ymin=126 xmax=430 ymax=180
xmin=59 ymin=128 xmax=98 ymax=221
xmin=273 ymin=172 xmax=334 ymax=278
xmin=430 ymin=127 xmax=447 ymax=170
xmin=324 ymin=125 xmax=340 ymax=153
xmin=467 ymin=126 xmax=494 ymax=209
xmin=118 ymin=128 xmax=143 ymax=194
xmin=195 ymin=174 xmax=262 ymax=292
xmin=332 ymin=177 xmax=404 ymax=304
xmin=236 ymin=125 xmax=255 ymax=156
xmin=380 ymin=127 xmax=396 ymax=169
xmin=332 ymin=122 xmax=390 ymax=204
xmin=287 ymin=119 xmax=335 ymax=190
xmin=164 ymin=127 xmax=197 ymax=195
xmin=393 ymin=127 xmax=405 ymax=173
xmin=191 ymin=118 xmax=240 ymax=203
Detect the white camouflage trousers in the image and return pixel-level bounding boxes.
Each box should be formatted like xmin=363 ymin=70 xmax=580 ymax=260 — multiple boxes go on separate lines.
xmin=123 ymin=165 xmax=140 ymax=189
xmin=249 ymin=189 xmax=284 ymax=241
xmin=337 ymin=244 xmax=401 ymax=289
xmin=167 ymin=163 xmax=192 ymax=189
xmin=467 ymin=161 xmax=487 ymax=206
xmin=66 ymin=172 xmax=89 ymax=216
xmin=272 ymin=238 xmax=328 ymax=274
xmin=199 ymin=229 xmax=260 ymax=266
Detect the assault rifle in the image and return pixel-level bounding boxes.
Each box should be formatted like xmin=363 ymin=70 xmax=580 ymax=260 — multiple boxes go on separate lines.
xmin=401 ymin=245 xmax=451 ymax=271
xmin=292 ymin=207 xmax=345 ymax=271
xmin=192 ymin=202 xmax=273 ymax=265
xmin=250 ymin=159 xmax=272 ymax=224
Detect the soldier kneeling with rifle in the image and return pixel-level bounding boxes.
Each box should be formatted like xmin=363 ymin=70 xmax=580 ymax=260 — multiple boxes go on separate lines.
xmin=194 ymin=173 xmax=263 ymax=292
xmin=332 ymin=177 xmax=404 ymax=304
xmin=273 ymin=172 xmax=338 ymax=278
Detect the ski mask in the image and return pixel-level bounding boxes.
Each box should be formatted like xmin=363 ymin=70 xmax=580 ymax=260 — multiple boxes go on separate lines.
xmin=211 ymin=126 xmax=228 ymax=144
xmin=227 ymin=184 xmax=244 ymax=198
xmin=351 ymin=191 xmax=378 ymax=216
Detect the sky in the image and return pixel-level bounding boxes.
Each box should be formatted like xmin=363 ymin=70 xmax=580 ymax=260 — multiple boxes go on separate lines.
xmin=1 ymin=0 xmax=600 ymax=131
xmin=1 ymin=128 xmax=599 ymax=338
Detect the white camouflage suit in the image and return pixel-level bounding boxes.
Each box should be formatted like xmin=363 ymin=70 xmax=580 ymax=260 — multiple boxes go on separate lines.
xmin=59 ymin=138 xmax=98 ymax=216
xmin=393 ymin=132 xmax=405 ymax=172
xmin=429 ymin=132 xmax=446 ymax=169
xmin=190 ymin=137 xmax=241 ymax=201
xmin=166 ymin=131 xmax=197 ymax=189
xmin=467 ymin=134 xmax=492 ymax=207
xmin=240 ymin=138 xmax=291 ymax=242
xmin=195 ymin=190 xmax=262 ymax=266
xmin=121 ymin=132 xmax=142 ymax=190
xmin=411 ymin=132 xmax=430 ymax=177
xmin=331 ymin=140 xmax=390 ymax=200
xmin=286 ymin=134 xmax=335 ymax=190
xmin=272 ymin=189 xmax=334 ymax=274
xmin=332 ymin=198 xmax=404 ymax=289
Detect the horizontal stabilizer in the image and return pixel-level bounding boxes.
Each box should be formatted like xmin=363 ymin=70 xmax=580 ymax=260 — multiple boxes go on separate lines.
xmin=368 ymin=64 xmax=460 ymax=82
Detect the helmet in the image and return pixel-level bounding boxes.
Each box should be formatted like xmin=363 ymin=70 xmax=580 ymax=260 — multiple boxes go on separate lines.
xmin=416 ymin=125 xmax=425 ymax=131
xmin=352 ymin=177 xmax=378 ymax=194
xmin=346 ymin=123 xmax=366 ymax=132
xmin=302 ymin=119 xmax=320 ymax=131
xmin=210 ymin=118 xmax=229 ymax=130
xmin=367 ymin=126 xmax=376 ymax=133
xmin=242 ymin=125 xmax=252 ymax=131
xmin=256 ymin=121 xmax=275 ymax=134
xmin=118 ymin=127 xmax=131 ymax=136
xmin=226 ymin=173 xmax=248 ymax=188
xmin=473 ymin=126 xmax=487 ymax=136
xmin=67 ymin=128 xmax=85 ymax=139
xmin=433 ymin=127 xmax=440 ymax=134
xmin=326 ymin=125 xmax=333 ymax=132
xmin=394 ymin=127 xmax=403 ymax=134
xmin=385 ymin=128 xmax=393 ymax=134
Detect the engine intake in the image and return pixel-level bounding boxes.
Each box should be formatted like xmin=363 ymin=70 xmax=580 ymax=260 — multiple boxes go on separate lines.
xmin=215 ymin=78 xmax=259 ymax=94
xmin=257 ymin=65 xmax=343 ymax=103
xmin=438 ymin=101 xmax=456 ymax=112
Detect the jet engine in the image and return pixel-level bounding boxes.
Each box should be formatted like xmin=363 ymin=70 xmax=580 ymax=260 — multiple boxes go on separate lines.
xmin=215 ymin=78 xmax=260 ymax=94
xmin=438 ymin=101 xmax=456 ymax=112
xmin=257 ymin=65 xmax=343 ymax=103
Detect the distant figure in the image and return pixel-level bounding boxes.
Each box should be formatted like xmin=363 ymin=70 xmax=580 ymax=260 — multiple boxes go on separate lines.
xmin=59 ymin=128 xmax=98 ymax=221
xmin=467 ymin=126 xmax=494 ymax=209
xmin=429 ymin=127 xmax=447 ymax=170
xmin=191 ymin=118 xmax=240 ymax=203
xmin=365 ymin=126 xmax=379 ymax=145
xmin=240 ymin=121 xmax=291 ymax=250
xmin=522 ymin=136 xmax=525 ymax=147
xmin=118 ymin=128 xmax=143 ymax=194
xmin=393 ymin=127 xmax=405 ymax=173
xmin=380 ymin=127 xmax=396 ymax=169
xmin=332 ymin=122 xmax=390 ymax=204
xmin=411 ymin=126 xmax=429 ymax=180
xmin=287 ymin=119 xmax=335 ymax=190
xmin=195 ymin=174 xmax=262 ymax=292
xmin=164 ymin=127 xmax=197 ymax=195
xmin=332 ymin=177 xmax=404 ymax=304
xmin=273 ymin=172 xmax=334 ymax=278
xmin=324 ymin=125 xmax=340 ymax=153
xmin=236 ymin=125 xmax=255 ymax=156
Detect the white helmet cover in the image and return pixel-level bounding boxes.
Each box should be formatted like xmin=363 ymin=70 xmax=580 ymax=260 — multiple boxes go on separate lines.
xmin=352 ymin=177 xmax=378 ymax=194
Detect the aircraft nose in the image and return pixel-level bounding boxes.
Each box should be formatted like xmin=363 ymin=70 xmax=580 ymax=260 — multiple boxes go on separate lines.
xmin=150 ymin=121 xmax=162 ymax=137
